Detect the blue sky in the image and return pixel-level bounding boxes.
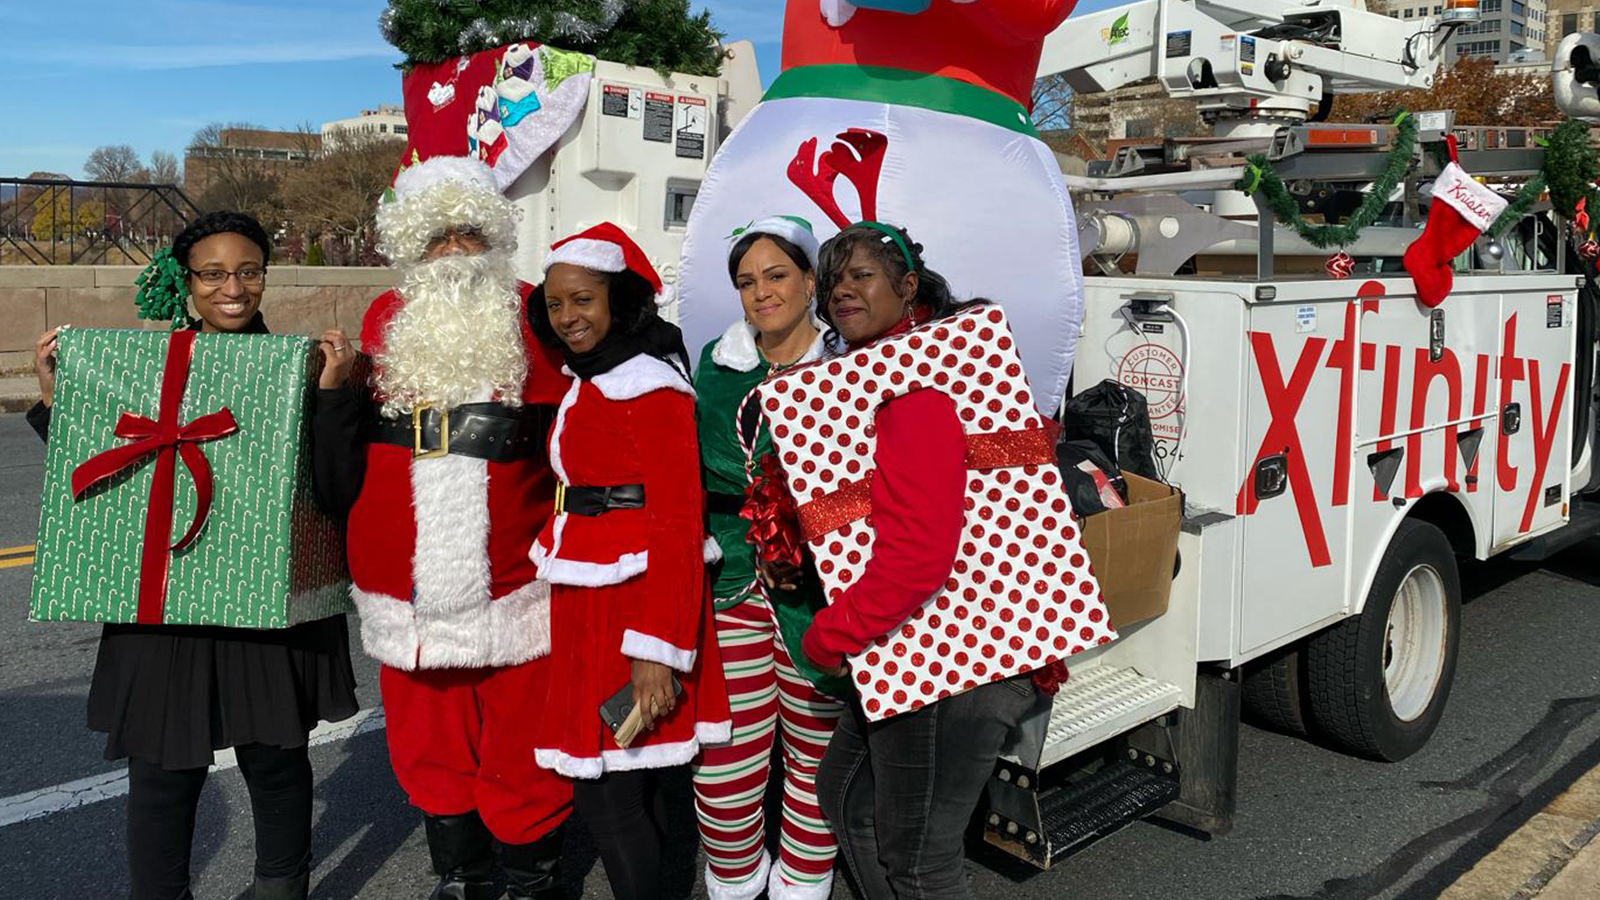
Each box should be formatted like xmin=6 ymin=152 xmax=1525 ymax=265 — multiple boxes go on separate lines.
xmin=0 ymin=0 xmax=1128 ymax=179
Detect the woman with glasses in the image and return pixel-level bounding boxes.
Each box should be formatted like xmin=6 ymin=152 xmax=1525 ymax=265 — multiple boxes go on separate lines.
xmin=29 ymin=211 xmax=359 ymax=900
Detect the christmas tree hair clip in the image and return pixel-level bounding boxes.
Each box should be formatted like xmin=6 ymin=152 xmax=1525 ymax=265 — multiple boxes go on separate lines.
xmin=134 ymin=247 xmax=192 ymax=329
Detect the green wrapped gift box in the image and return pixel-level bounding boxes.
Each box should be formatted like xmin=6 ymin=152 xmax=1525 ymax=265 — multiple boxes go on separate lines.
xmin=29 ymin=328 xmax=352 ymax=628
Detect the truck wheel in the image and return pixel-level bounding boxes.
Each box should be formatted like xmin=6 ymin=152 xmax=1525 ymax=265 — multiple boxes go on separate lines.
xmin=1305 ymin=520 xmax=1461 ymax=762
xmin=1241 ymin=644 xmax=1308 ymax=736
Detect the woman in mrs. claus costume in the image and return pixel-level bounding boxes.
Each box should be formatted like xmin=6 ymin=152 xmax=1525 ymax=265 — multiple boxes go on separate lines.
xmin=526 ymin=223 xmax=730 ymax=900
xmin=677 ymin=0 xmax=1082 ymax=406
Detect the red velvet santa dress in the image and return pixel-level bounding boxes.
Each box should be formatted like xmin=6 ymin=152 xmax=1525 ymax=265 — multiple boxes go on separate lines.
xmin=530 ymin=228 xmax=730 ymax=779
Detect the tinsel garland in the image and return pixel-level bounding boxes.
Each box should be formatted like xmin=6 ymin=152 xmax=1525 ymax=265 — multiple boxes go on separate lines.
xmin=133 ymin=248 xmax=191 ymax=328
xmin=379 ymin=0 xmax=724 ymax=75
xmin=1237 ymin=111 xmax=1418 ymax=250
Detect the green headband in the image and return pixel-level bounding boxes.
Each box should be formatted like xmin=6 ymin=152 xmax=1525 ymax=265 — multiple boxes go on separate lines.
xmin=853 ymin=221 xmax=916 ymax=274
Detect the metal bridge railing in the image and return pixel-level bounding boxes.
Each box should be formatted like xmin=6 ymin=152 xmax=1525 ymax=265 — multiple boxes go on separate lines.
xmin=0 ymin=178 xmax=201 ymax=265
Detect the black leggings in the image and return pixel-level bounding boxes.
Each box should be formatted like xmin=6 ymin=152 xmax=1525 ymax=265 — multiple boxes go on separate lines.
xmin=126 ymin=743 xmax=313 ymax=900
xmin=573 ymin=770 xmax=668 ymax=900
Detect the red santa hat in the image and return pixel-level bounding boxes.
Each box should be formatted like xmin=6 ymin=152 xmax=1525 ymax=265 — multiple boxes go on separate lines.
xmin=376 ymin=155 xmax=518 ymax=265
xmin=543 ymin=222 xmax=673 ymax=307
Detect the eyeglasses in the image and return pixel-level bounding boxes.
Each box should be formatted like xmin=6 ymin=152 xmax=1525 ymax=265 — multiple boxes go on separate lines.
xmin=425 ymin=226 xmax=488 ymax=253
xmin=192 ymin=267 xmax=267 ymax=287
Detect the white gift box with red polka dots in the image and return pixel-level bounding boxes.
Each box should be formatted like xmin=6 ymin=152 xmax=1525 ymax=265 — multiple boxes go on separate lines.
xmin=756 ymin=305 xmax=1117 ymax=720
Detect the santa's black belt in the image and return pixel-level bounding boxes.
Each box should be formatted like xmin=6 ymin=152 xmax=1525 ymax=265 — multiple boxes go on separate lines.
xmin=367 ymin=402 xmax=555 ymax=462
xmin=556 ymin=483 xmax=645 ymax=516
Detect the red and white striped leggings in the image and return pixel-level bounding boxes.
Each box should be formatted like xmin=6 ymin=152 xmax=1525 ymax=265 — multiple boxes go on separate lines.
xmin=693 ymin=593 xmax=845 ymax=900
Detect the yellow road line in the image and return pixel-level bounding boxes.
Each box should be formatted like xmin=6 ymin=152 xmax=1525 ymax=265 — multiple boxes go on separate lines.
xmin=0 ymin=545 xmax=34 ymax=557
xmin=0 ymin=556 xmax=34 ymax=570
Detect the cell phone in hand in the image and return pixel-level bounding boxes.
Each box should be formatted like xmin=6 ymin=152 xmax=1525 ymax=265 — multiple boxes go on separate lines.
xmin=599 ymin=675 xmax=684 ymax=734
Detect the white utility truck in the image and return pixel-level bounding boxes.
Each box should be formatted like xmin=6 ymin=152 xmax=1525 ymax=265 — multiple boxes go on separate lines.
xmin=981 ymin=0 xmax=1600 ymax=868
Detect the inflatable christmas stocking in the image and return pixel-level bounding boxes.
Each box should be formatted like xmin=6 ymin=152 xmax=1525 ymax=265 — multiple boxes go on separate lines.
xmin=677 ymin=0 xmax=1083 ymax=408
xmin=1404 ymin=150 xmax=1507 ymax=309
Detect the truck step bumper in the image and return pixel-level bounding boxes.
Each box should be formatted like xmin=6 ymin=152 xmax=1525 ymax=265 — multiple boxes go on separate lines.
xmin=985 ymin=759 xmax=1180 ymax=869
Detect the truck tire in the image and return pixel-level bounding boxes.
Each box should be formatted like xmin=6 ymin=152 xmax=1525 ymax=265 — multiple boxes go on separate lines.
xmin=1241 ymin=644 xmax=1308 ymax=736
xmin=1304 ymin=519 xmax=1461 ymax=762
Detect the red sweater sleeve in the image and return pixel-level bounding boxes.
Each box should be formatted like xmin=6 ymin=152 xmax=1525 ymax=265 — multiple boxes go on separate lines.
xmin=803 ymin=389 xmax=966 ymax=670
xmin=619 ymin=389 xmax=708 ymax=671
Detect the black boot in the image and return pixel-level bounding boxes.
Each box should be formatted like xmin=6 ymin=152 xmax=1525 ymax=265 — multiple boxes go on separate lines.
xmin=251 ymin=867 xmax=309 ymax=900
xmin=500 ymin=825 xmax=566 ymax=900
xmin=424 ymin=812 xmax=500 ymax=900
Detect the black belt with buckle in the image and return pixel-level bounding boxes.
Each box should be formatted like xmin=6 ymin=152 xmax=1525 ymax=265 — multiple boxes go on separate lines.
xmin=367 ymin=402 xmax=555 ymax=462
xmin=556 ymin=483 xmax=645 ymax=516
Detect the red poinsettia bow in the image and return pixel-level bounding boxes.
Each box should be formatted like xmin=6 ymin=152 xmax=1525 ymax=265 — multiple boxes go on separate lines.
xmin=740 ymin=453 xmax=804 ymax=569
xmin=70 ymin=330 xmax=239 ymax=624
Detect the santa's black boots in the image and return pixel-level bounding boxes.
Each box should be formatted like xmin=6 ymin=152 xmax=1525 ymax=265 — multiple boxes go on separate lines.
xmin=424 ymin=812 xmax=500 ymax=900
xmin=500 ymin=825 xmax=566 ymax=900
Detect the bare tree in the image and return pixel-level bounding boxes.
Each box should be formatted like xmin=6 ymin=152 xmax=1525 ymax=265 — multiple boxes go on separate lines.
xmin=188 ymin=121 xmax=280 ymax=223
xmin=147 ymin=151 xmax=180 ymax=186
xmin=84 ymin=144 xmax=147 ymax=184
xmin=279 ymin=131 xmax=404 ymax=265
xmin=1032 ymin=74 xmax=1074 ymax=132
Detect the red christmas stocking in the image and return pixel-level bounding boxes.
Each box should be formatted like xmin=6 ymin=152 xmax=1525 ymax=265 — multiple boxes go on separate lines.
xmin=1404 ymin=162 xmax=1507 ymax=309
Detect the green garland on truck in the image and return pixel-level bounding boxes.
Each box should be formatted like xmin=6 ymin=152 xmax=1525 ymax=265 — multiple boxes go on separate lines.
xmin=1235 ymin=111 xmax=1418 ymax=250
xmin=1484 ymin=119 xmax=1596 ymax=240
xmin=380 ymin=0 xmax=724 ymax=75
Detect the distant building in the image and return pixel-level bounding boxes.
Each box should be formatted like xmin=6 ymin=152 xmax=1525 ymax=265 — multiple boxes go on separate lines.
xmin=321 ymin=106 xmax=409 ymax=147
xmin=184 ymin=128 xmax=320 ymax=194
xmin=1375 ymin=0 xmax=1549 ymax=64
xmin=1069 ymin=80 xmax=1206 ymax=156
xmin=1548 ymin=0 xmax=1600 ymax=56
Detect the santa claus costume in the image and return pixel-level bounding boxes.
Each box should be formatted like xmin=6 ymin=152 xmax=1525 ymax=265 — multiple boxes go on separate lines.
xmin=526 ymin=223 xmax=730 ymax=900
xmin=314 ymin=155 xmax=571 ymax=900
xmin=678 ymin=0 xmax=1084 ymax=410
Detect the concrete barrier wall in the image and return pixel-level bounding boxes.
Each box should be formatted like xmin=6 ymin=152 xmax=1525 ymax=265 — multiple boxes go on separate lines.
xmin=0 ymin=266 xmax=396 ymax=373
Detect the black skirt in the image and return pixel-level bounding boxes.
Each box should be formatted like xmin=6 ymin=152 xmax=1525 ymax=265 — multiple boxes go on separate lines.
xmin=86 ymin=614 xmax=360 ymax=771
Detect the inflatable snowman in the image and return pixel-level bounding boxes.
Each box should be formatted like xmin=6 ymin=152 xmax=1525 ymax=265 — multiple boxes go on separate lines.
xmin=678 ymin=0 xmax=1083 ymax=407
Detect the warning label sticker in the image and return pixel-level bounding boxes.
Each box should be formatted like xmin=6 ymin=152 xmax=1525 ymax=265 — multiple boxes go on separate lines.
xmin=601 ymin=83 xmax=640 ymax=119
xmin=643 ymin=92 xmax=674 ymax=143
xmin=675 ymin=95 xmax=707 ymax=159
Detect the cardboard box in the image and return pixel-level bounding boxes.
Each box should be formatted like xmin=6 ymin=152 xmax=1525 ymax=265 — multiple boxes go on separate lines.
xmin=1080 ymin=473 xmax=1181 ymax=630
xmin=30 ymin=328 xmax=351 ymax=628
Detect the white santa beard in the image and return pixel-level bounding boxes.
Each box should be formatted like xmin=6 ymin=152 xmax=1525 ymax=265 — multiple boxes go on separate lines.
xmin=375 ymin=249 xmax=529 ymax=417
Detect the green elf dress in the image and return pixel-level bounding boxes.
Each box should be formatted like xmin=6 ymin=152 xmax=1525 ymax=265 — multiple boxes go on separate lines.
xmin=695 ymin=320 xmax=847 ymax=698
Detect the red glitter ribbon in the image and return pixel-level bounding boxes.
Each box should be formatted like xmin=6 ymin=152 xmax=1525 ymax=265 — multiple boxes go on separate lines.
xmin=741 ymin=454 xmax=805 ymax=568
xmin=70 ymin=330 xmax=239 ymax=624
xmin=963 ymin=425 xmax=1056 ymax=470
xmin=793 ymin=426 xmax=1058 ymax=542
xmin=796 ymin=476 xmax=874 ymax=543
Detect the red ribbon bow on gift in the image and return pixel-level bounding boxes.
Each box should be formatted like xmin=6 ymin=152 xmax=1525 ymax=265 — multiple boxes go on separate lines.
xmin=741 ymin=453 xmax=805 ymax=569
xmin=69 ymin=330 xmax=239 ymax=624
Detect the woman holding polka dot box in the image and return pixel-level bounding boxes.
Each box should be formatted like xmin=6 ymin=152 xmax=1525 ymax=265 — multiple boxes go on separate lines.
xmin=752 ymin=222 xmax=1116 ymax=900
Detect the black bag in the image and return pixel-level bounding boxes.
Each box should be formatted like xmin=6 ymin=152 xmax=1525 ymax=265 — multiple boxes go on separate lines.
xmin=1060 ymin=380 xmax=1160 ymax=482
xmin=1055 ymin=438 xmax=1123 ymax=518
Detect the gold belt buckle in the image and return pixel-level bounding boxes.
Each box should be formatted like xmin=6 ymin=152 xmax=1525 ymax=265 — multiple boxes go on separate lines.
xmin=412 ymin=404 xmax=450 ymax=460
xmin=554 ymin=482 xmax=567 ymax=515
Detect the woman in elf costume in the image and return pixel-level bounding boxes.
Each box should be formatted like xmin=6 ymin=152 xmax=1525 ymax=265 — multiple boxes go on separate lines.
xmin=678 ymin=0 xmax=1083 ymax=411
xmin=525 ymin=223 xmax=730 ymax=900
xmin=689 ymin=216 xmax=847 ymax=900
xmin=28 ymin=212 xmax=358 ymax=900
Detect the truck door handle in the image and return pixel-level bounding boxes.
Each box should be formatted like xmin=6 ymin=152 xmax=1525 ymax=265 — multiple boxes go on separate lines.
xmin=1502 ymin=403 xmax=1522 ymax=436
xmin=1254 ymin=454 xmax=1288 ymax=500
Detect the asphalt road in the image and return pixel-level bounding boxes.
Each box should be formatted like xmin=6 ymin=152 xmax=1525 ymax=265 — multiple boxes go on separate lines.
xmin=0 ymin=410 xmax=1597 ymax=900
